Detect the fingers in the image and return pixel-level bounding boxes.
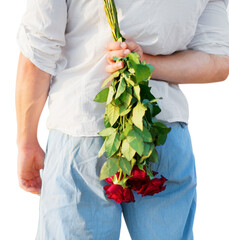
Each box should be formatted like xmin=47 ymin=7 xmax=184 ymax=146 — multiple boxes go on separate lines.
xmin=19 ymin=184 xmax=41 ymax=195
xmin=106 ymin=61 xmax=125 ymax=73
xmin=105 ymin=42 xmax=131 ymax=73
xmin=125 ymin=39 xmax=144 ymax=61
xmin=106 ymin=41 xmax=127 ymax=51
xmin=18 ymin=176 xmax=42 ymax=195
xmin=107 ymin=39 xmax=139 ymax=52
xmin=124 ymin=39 xmax=139 ymax=52
xmin=105 ymin=40 xmax=138 ymax=52
xmin=105 ymin=39 xmax=143 ymax=74
xmin=106 ymin=49 xmax=131 ymax=64
xmin=24 ymin=186 xmax=41 ymax=195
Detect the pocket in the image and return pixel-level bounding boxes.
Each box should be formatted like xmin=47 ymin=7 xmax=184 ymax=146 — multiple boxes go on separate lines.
xmin=71 ymin=136 xmax=105 ymax=165
xmin=149 ymin=146 xmax=163 ymax=174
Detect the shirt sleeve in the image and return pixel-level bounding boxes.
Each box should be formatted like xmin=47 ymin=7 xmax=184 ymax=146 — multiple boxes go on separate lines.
xmin=16 ymin=0 xmax=68 ymax=77
xmin=186 ymin=0 xmax=229 ymax=56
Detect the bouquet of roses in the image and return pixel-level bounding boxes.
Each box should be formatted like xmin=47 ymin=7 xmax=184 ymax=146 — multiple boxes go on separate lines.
xmin=93 ymin=0 xmax=171 ymax=204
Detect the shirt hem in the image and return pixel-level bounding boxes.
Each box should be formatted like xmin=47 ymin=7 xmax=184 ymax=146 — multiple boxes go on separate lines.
xmin=46 ymin=117 xmax=189 ymax=137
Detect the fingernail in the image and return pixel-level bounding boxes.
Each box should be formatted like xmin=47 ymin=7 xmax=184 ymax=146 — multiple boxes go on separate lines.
xmin=121 ymin=42 xmax=126 ymax=49
xmin=124 ymin=49 xmax=130 ymax=55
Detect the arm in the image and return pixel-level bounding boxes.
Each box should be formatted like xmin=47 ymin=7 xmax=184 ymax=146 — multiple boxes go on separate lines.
xmin=105 ymin=41 xmax=229 ymax=84
xmin=15 ymin=52 xmax=51 ymax=195
xmin=15 ymin=0 xmax=68 ymax=194
xmin=143 ymin=50 xmax=229 ymax=84
xmin=106 ymin=0 xmax=229 ymax=84
xmin=143 ymin=0 xmax=229 ymax=84
xmin=16 ymin=53 xmax=51 ymax=147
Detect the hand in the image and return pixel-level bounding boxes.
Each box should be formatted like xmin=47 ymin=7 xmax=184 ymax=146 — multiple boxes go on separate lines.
xmin=105 ymin=38 xmax=144 ymax=74
xmin=17 ymin=143 xmax=45 ymax=195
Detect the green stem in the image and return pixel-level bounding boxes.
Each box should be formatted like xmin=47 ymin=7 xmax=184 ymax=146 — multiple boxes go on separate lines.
xmin=118 ymin=169 xmax=123 ymax=182
xmin=123 ymin=116 xmax=124 ymax=130
xmin=110 ymin=0 xmax=121 ymax=39
xmin=103 ymin=0 xmax=125 ymax=42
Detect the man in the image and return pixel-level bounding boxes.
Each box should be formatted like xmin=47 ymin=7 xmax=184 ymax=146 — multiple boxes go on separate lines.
xmin=16 ymin=0 xmax=229 ymax=239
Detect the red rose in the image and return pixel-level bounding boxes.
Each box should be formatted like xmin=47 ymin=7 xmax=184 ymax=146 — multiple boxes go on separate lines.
xmin=127 ymin=165 xmax=158 ymax=191
xmin=104 ymin=171 xmax=135 ymax=203
xmin=104 ymin=171 xmax=123 ymax=185
xmin=104 ymin=183 xmax=135 ymax=203
xmin=123 ymin=187 xmax=135 ymax=203
xmin=137 ymin=176 xmax=167 ymax=197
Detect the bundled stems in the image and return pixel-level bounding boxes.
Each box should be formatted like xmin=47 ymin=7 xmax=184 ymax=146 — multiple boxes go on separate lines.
xmin=93 ymin=0 xmax=171 ymax=203
xmin=103 ymin=0 xmax=125 ymax=41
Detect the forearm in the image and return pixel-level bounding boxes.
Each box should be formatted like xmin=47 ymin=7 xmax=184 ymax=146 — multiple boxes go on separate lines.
xmin=143 ymin=50 xmax=229 ymax=84
xmin=15 ymin=52 xmax=51 ymax=148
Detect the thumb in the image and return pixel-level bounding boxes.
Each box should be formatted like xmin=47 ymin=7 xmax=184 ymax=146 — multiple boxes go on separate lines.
xmin=124 ymin=39 xmax=139 ymax=52
xmin=36 ymin=150 xmax=46 ymax=170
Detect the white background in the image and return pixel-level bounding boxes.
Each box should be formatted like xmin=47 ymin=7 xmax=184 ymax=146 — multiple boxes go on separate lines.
xmin=0 ymin=1 xmax=228 ymax=239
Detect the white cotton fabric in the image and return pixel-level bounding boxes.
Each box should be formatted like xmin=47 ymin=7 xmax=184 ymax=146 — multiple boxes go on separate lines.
xmin=16 ymin=0 xmax=229 ymax=137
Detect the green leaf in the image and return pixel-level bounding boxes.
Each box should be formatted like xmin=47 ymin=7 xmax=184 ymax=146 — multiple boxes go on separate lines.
xmin=98 ymin=139 xmax=106 ymax=157
xmin=126 ymin=129 xmax=144 ymax=156
xmin=152 ymin=105 xmax=161 ymax=117
xmin=149 ymin=148 xmax=159 ymax=163
xmin=113 ymin=56 xmax=127 ymax=61
xmin=144 ymin=100 xmax=153 ymax=116
xmin=156 ymin=134 xmax=167 ymax=146
xmin=143 ymin=143 xmax=155 ymax=158
xmin=114 ymin=97 xmax=122 ymax=106
xmin=132 ymin=102 xmax=147 ymax=130
xmin=119 ymin=92 xmax=132 ymax=115
xmin=93 ymin=87 xmax=109 ymax=102
xmin=105 ymin=131 xmax=121 ymax=158
xmin=119 ymin=106 xmax=132 ymax=116
xmin=119 ymin=65 xmax=128 ymax=74
xmin=123 ymin=121 xmax=133 ymax=136
xmin=139 ymin=84 xmax=155 ymax=101
xmin=145 ymin=63 xmax=155 ymax=75
xmin=106 ymin=103 xmax=120 ymax=126
xmin=122 ymin=71 xmax=131 ymax=81
xmin=98 ymin=127 xmax=117 ymax=137
xmin=101 ymin=71 xmax=120 ymax=88
xmin=146 ymin=167 xmax=155 ymax=180
xmin=127 ymin=52 xmax=141 ymax=64
xmin=126 ymin=86 xmax=133 ymax=95
xmin=128 ymin=68 xmax=135 ymax=74
xmin=135 ymin=64 xmax=151 ymax=83
xmin=121 ymin=139 xmax=136 ymax=161
xmin=107 ymin=85 xmax=115 ymax=104
xmin=137 ymin=163 xmax=144 ymax=171
xmin=119 ymin=157 xmax=131 ymax=175
xmin=125 ymin=77 xmax=135 ymax=86
xmin=99 ymin=158 xmax=119 ymax=180
xmin=133 ymin=125 xmax=152 ymax=142
xmin=115 ymin=77 xmax=126 ymax=99
xmin=104 ymin=113 xmax=111 ymax=128
xmin=130 ymin=96 xmax=138 ymax=106
xmin=133 ymin=85 xmax=141 ymax=101
xmin=131 ymin=158 xmax=136 ymax=169
xmin=119 ymin=132 xmax=126 ymax=141
xmin=153 ymin=122 xmax=172 ymax=135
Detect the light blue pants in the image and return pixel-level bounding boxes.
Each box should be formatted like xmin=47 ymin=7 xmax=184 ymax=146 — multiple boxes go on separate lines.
xmin=36 ymin=122 xmax=197 ymax=240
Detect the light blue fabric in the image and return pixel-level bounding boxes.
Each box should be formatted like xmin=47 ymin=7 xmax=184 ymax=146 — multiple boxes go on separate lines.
xmin=36 ymin=122 xmax=197 ymax=240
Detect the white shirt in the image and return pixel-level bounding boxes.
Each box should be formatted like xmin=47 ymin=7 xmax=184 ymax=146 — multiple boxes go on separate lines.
xmin=16 ymin=0 xmax=229 ymax=137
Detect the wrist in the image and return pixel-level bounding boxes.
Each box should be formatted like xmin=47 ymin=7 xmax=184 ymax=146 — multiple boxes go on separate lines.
xmin=142 ymin=53 xmax=159 ymax=79
xmin=16 ymin=131 xmax=39 ymax=149
xmin=142 ymin=53 xmax=151 ymax=63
